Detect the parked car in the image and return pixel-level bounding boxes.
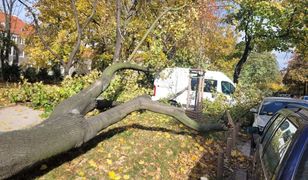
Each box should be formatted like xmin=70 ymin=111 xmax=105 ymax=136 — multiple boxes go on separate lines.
xmin=251 ymin=97 xmax=308 ymax=132
xmin=152 ymin=67 xmax=235 ymax=107
xmin=251 ymin=106 xmax=308 ymax=180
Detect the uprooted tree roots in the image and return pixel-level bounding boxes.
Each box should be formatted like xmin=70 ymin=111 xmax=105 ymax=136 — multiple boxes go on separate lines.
xmin=0 ymin=63 xmax=226 ymax=179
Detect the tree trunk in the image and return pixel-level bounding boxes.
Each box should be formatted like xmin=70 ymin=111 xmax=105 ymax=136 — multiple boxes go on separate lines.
xmin=0 ymin=63 xmax=226 ymax=179
xmin=233 ymin=35 xmax=252 ymax=83
xmin=113 ymin=0 xmax=122 ymax=63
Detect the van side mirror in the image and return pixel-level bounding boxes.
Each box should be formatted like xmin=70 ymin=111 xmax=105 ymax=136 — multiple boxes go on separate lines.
xmin=250 ymin=108 xmax=258 ymax=114
xmin=247 ymin=127 xmax=261 ymax=134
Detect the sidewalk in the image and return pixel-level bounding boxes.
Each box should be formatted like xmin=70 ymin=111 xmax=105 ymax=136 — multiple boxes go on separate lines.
xmin=0 ymin=105 xmax=44 ymax=133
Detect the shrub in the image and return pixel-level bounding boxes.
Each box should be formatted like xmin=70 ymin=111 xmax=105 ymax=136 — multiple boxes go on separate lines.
xmin=202 ymin=84 xmax=264 ymax=125
xmin=6 ymin=70 xmax=101 ymax=117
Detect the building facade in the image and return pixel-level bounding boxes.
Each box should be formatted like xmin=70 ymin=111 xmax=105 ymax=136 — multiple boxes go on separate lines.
xmin=0 ymin=12 xmax=30 ymax=66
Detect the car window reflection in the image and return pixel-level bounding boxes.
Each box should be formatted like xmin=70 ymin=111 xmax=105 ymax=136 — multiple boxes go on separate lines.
xmin=262 ymin=119 xmax=297 ymax=179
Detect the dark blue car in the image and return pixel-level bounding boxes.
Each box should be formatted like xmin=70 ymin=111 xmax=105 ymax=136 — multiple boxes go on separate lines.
xmin=252 ymin=106 xmax=308 ymax=180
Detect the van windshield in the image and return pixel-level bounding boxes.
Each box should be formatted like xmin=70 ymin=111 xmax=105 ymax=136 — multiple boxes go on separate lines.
xmin=221 ymin=81 xmax=235 ymax=95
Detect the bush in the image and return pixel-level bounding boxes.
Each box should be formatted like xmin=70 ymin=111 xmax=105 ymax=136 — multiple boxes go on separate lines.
xmin=202 ymin=84 xmax=263 ymax=125
xmin=5 ymin=70 xmax=101 ymax=117
xmin=23 ymin=67 xmax=37 ymax=82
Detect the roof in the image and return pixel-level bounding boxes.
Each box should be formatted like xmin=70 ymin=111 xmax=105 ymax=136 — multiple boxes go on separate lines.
xmin=0 ymin=12 xmax=33 ymax=36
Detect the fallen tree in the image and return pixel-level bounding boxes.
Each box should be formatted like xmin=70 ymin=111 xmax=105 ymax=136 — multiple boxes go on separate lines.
xmin=0 ymin=63 xmax=226 ymax=179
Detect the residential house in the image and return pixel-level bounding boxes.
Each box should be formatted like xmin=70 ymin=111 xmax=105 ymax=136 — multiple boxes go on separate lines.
xmin=0 ymin=12 xmax=31 ymax=66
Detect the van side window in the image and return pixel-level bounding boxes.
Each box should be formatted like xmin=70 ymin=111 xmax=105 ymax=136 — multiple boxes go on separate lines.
xmin=221 ymin=81 xmax=235 ymax=95
xmin=204 ymin=79 xmax=217 ymax=92
xmin=262 ymin=119 xmax=297 ymax=179
xmin=191 ymin=77 xmax=198 ymax=91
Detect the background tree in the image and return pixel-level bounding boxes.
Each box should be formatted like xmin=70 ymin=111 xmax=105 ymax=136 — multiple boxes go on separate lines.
xmin=239 ymin=52 xmax=283 ymax=94
xmin=0 ymin=0 xmax=21 ymax=81
xmin=226 ymin=0 xmax=307 ymax=83
xmin=283 ymin=52 xmax=308 ymax=96
xmin=19 ymin=0 xmax=98 ymax=76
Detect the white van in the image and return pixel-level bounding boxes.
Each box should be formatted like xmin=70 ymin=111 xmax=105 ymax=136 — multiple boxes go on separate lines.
xmin=152 ymin=67 xmax=235 ymax=107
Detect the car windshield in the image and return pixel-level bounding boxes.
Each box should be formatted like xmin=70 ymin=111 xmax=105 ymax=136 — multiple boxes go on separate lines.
xmin=260 ymin=101 xmax=308 ymax=115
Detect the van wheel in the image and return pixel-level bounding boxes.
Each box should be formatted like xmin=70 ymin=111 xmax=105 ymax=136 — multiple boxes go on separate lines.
xmin=168 ymin=100 xmax=181 ymax=107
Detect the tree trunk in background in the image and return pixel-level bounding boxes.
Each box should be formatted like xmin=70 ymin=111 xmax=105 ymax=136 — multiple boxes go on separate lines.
xmin=113 ymin=0 xmax=122 ymax=63
xmin=233 ymin=35 xmax=252 ymax=83
xmin=0 ymin=63 xmax=226 ymax=179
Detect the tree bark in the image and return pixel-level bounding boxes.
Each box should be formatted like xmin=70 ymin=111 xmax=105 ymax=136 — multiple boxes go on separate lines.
xmin=113 ymin=0 xmax=122 ymax=63
xmin=233 ymin=35 xmax=252 ymax=84
xmin=0 ymin=63 xmax=226 ymax=179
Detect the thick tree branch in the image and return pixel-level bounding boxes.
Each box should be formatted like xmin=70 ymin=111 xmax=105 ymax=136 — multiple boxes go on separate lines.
xmin=85 ymin=95 xmax=225 ymax=142
xmin=50 ymin=63 xmax=154 ymax=118
xmin=0 ymin=63 xmax=226 ymax=179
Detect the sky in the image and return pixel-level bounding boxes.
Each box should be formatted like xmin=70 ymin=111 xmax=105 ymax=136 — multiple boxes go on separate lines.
xmin=274 ymin=51 xmax=292 ymax=70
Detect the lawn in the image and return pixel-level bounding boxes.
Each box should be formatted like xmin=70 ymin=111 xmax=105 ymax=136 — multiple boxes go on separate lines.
xmin=22 ymin=111 xmax=227 ymax=180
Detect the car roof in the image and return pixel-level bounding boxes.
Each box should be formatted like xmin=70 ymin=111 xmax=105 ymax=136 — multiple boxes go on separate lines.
xmin=279 ymin=107 xmax=308 ymax=125
xmin=263 ymin=97 xmax=308 ymax=103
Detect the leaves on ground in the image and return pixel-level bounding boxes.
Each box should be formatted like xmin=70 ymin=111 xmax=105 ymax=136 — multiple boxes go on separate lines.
xmin=36 ymin=111 xmax=234 ymax=179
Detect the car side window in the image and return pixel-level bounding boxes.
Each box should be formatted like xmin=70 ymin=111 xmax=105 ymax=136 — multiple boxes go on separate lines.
xmin=261 ymin=114 xmax=284 ymax=144
xmin=262 ymin=119 xmax=297 ymax=179
xmin=221 ymin=81 xmax=235 ymax=95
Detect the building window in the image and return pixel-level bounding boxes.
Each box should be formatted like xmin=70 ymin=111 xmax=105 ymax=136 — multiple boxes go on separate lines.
xmin=10 ymin=46 xmax=14 ymax=56
xmin=11 ymin=35 xmax=17 ymax=43
xmin=13 ymin=48 xmax=17 ymax=56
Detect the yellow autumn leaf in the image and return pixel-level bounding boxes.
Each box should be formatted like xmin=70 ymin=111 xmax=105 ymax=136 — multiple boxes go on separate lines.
xmin=98 ymin=148 xmax=104 ymax=153
xmin=205 ymin=139 xmax=213 ymax=145
xmin=191 ymin=155 xmax=198 ymax=161
xmin=107 ymin=159 xmax=112 ymax=165
xmin=165 ymin=133 xmax=171 ymax=138
xmin=77 ymin=170 xmax=85 ymax=177
xmin=231 ymin=150 xmax=238 ymax=157
xmin=123 ymin=174 xmax=130 ymax=179
xmin=139 ymin=160 xmax=145 ymax=165
xmin=88 ymin=160 xmax=97 ymax=168
xmin=238 ymin=156 xmax=245 ymax=162
xmin=108 ymin=171 xmax=121 ymax=180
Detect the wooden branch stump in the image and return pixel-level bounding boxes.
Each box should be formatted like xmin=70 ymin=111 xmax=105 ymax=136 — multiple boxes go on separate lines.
xmin=217 ymin=151 xmax=224 ymax=180
xmin=226 ymin=137 xmax=232 ymax=160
